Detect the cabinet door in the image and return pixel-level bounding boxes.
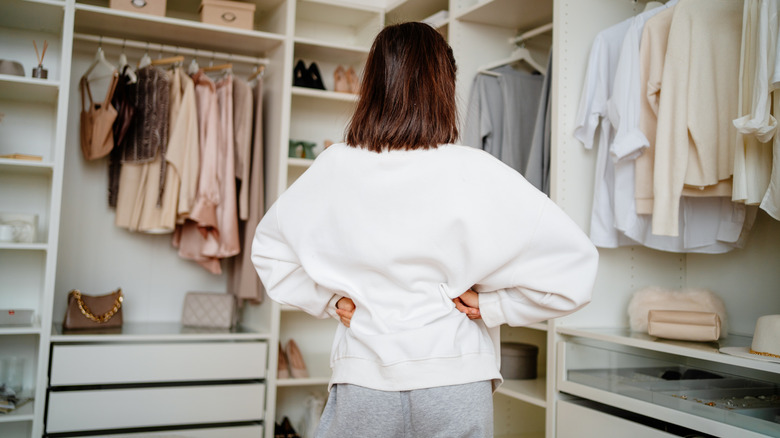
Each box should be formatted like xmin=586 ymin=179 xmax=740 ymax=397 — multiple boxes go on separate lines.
xmin=557 ymin=400 xmax=676 ymax=438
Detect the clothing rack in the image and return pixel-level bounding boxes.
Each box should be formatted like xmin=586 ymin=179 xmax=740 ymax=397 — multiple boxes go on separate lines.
xmin=72 ymin=33 xmax=269 ymax=68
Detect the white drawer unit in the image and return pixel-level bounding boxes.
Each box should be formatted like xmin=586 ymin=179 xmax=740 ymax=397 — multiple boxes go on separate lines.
xmin=67 ymin=425 xmax=265 ymax=437
xmin=50 ymin=341 xmax=267 ymax=385
xmin=46 ymin=330 xmax=270 ymax=436
xmin=46 ymin=383 xmax=266 ymax=433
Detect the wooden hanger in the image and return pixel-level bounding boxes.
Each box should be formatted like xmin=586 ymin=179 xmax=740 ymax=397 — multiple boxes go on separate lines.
xmin=200 ymin=62 xmax=233 ymax=72
xmin=249 ymin=64 xmax=265 ymax=81
xmin=151 ymin=55 xmax=185 ymax=66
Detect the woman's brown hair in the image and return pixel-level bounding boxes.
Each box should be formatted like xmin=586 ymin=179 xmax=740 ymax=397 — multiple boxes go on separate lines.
xmin=345 ymin=22 xmax=458 ymax=152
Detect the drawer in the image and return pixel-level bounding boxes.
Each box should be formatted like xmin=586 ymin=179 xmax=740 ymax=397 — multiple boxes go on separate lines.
xmin=50 ymin=341 xmax=267 ymax=385
xmin=66 ymin=425 xmax=264 ymax=437
xmin=46 ymin=383 xmax=265 ymax=433
xmin=557 ymin=400 xmax=677 ymax=438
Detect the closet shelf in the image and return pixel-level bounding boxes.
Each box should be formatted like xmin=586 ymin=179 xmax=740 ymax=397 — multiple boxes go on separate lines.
xmin=495 ymin=377 xmax=547 ymax=408
xmin=73 ymin=4 xmax=285 ymax=58
xmin=557 ymin=327 xmax=778 ymax=375
xmin=0 ymin=324 xmax=43 ymax=336
xmin=291 ymin=86 xmax=358 ymax=103
xmin=0 ymin=0 xmax=64 ymax=34
xmin=0 ymin=159 xmax=54 ymax=175
xmin=386 ymin=0 xmax=448 ymax=24
xmin=50 ymin=322 xmax=271 ymax=343
xmin=294 ymin=38 xmax=370 ymax=66
xmin=454 ymin=0 xmax=552 ymax=31
xmin=0 ymin=243 xmax=48 ymax=251
xmin=0 ymin=400 xmax=34 ymax=423
xmin=0 ymin=76 xmax=60 ymax=104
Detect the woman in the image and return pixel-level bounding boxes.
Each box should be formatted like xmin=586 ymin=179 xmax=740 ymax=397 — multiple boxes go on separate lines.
xmin=252 ymin=22 xmax=598 ymax=438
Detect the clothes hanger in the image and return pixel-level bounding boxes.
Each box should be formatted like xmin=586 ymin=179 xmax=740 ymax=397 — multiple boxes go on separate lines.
xmin=83 ymin=37 xmax=117 ymax=81
xmin=117 ymin=39 xmax=138 ymax=84
xmin=249 ymin=64 xmax=265 ymax=81
xmin=151 ymin=55 xmax=185 ymax=67
xmin=477 ymin=45 xmax=546 ymax=76
xmin=137 ymin=42 xmax=152 ymax=69
xmin=188 ymin=49 xmax=201 ymax=75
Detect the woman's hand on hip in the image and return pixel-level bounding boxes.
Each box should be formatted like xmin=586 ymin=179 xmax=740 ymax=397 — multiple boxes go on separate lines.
xmin=335 ymin=297 xmax=356 ymax=327
xmin=453 ymin=289 xmax=481 ymax=319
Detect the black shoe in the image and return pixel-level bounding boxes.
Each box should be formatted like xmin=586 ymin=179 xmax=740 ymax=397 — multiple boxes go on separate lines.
xmin=307 ymin=62 xmax=326 ymax=90
xmin=293 ymin=59 xmax=309 ymax=88
xmin=280 ymin=416 xmax=301 ymax=438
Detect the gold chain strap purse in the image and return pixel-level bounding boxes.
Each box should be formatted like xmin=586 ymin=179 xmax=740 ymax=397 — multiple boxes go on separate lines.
xmin=63 ymin=288 xmax=124 ymax=330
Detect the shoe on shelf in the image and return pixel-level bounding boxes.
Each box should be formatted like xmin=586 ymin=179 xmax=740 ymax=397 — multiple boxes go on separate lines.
xmin=277 ymin=342 xmax=291 ymax=379
xmin=286 ymin=339 xmax=309 ymax=378
xmin=346 ymin=66 xmax=359 ymax=94
xmin=307 ymin=62 xmax=326 ymax=90
xmin=280 ymin=416 xmax=301 ymax=438
xmin=293 ymin=59 xmax=309 ymax=88
xmin=334 ymin=65 xmax=350 ymax=93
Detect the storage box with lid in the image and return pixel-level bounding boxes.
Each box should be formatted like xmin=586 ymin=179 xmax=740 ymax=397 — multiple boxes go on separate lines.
xmin=199 ymin=0 xmax=256 ymax=30
xmin=109 ymin=0 xmax=167 ymax=17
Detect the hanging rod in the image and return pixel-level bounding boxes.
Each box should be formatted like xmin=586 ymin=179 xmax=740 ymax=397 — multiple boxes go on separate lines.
xmin=510 ymin=22 xmax=553 ymax=45
xmin=72 ymin=33 xmax=269 ymax=66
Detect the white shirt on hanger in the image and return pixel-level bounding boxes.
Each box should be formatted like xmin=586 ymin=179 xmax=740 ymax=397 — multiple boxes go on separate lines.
xmin=573 ymin=16 xmax=635 ymax=248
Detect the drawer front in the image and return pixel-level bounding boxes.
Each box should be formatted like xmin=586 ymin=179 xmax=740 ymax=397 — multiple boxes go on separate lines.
xmin=46 ymin=383 xmax=265 ymax=433
xmin=557 ymin=400 xmax=676 ymax=438
xmin=68 ymin=425 xmax=264 ymax=437
xmin=51 ymin=341 xmax=267 ymax=385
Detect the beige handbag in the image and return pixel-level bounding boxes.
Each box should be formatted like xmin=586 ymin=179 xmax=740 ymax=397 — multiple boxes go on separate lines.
xmin=62 ymin=289 xmax=124 ymax=330
xmin=181 ymin=292 xmax=237 ymax=329
xmin=647 ymin=310 xmax=721 ymax=342
xmin=79 ymin=72 xmax=119 ymax=161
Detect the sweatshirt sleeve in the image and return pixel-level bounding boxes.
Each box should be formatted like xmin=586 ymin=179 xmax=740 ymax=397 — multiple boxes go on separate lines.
xmin=474 ymin=199 xmax=599 ymax=328
xmin=251 ymin=201 xmax=340 ymax=320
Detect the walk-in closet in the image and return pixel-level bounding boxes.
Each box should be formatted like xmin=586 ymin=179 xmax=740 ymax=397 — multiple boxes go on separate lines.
xmin=1 ymin=0 xmax=778 ymax=437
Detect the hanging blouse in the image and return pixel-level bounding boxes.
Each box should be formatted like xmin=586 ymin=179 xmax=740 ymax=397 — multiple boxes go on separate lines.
xmin=108 ymin=65 xmax=137 ymax=208
xmin=79 ymin=71 xmax=119 ymax=161
xmin=233 ymin=77 xmax=254 ymax=220
xmin=229 ymin=77 xmax=266 ymax=304
xmin=652 ymin=0 xmax=743 ymax=237
xmin=732 ymin=0 xmax=775 ymax=205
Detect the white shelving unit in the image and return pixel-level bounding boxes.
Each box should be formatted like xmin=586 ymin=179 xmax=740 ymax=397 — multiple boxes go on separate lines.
xmin=0 ymin=0 xmax=71 ymax=436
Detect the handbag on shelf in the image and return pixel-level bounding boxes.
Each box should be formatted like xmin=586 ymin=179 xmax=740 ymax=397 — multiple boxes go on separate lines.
xmin=62 ymin=288 xmax=123 ymax=330
xmin=181 ymin=292 xmax=237 ymax=329
xmin=647 ymin=310 xmax=721 ymax=342
xmin=627 ymin=286 xmax=728 ymax=338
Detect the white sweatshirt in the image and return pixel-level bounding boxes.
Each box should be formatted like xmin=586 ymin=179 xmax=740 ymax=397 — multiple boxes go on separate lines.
xmin=251 ymin=143 xmax=598 ymax=391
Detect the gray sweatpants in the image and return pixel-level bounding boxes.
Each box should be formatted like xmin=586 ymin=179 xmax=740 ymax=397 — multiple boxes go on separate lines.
xmin=314 ymin=381 xmax=494 ymax=438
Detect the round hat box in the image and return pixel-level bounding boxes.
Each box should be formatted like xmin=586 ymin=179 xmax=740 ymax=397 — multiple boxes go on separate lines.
xmin=500 ymin=342 xmax=539 ymax=380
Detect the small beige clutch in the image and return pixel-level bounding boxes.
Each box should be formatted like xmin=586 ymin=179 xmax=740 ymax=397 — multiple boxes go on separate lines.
xmin=647 ymin=310 xmax=721 ymax=342
xmin=181 ymin=292 xmax=237 ymax=329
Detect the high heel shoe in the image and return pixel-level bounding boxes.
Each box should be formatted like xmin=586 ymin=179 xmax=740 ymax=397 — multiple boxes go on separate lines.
xmin=277 ymin=342 xmax=291 ymax=379
xmin=346 ymin=66 xmax=359 ymax=94
xmin=293 ymin=60 xmax=308 ymax=88
xmin=334 ymin=65 xmax=350 ymax=93
xmin=307 ymin=62 xmax=326 ymax=90
xmin=286 ymin=339 xmax=309 ymax=378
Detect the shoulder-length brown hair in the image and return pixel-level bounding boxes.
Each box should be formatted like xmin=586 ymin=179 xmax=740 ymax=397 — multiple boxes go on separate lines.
xmin=345 ymin=22 xmax=458 ymax=152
